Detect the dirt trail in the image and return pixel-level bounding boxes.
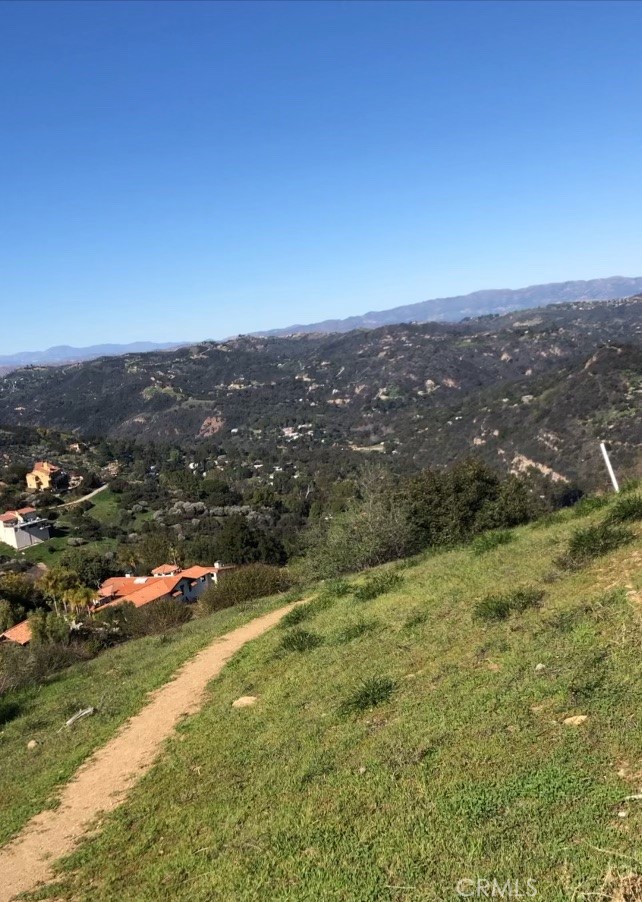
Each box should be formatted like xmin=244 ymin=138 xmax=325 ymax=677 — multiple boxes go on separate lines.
xmin=57 ymin=483 xmax=109 ymax=508
xmin=0 ymin=601 xmax=299 ymax=901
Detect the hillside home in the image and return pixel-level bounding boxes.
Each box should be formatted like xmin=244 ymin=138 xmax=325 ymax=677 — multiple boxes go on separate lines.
xmin=0 ymin=507 xmax=51 ymax=550
xmin=0 ymin=620 xmax=32 ymax=645
xmin=26 ymin=461 xmax=66 ymax=492
xmin=93 ymin=562 xmax=234 ymax=611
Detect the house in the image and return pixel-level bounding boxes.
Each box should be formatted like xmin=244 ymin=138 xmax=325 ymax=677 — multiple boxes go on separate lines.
xmin=26 ymin=461 xmax=67 ymax=492
xmin=93 ymin=563 xmax=234 ymax=611
xmin=0 ymin=507 xmax=51 ymax=550
xmin=0 ymin=619 xmax=32 ymax=645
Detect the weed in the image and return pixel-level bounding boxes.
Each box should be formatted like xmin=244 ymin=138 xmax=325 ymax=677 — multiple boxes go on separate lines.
xmin=474 ymin=587 xmax=544 ymax=622
xmin=607 ymin=493 xmax=642 ymax=524
xmin=558 ymin=522 xmax=634 ymax=568
xmin=353 ymin=571 xmax=403 ymax=602
xmin=280 ymin=629 xmax=323 ymax=652
xmin=334 ymin=619 xmax=378 ymax=644
xmin=280 ymin=606 xmax=310 ymax=628
xmin=471 ymin=530 xmax=514 ymax=555
xmin=571 ymin=495 xmax=610 ymax=517
xmin=404 ymin=609 xmax=428 ymax=629
xmin=340 ymin=676 xmax=395 ymax=715
xmin=322 ymin=578 xmax=351 ymax=598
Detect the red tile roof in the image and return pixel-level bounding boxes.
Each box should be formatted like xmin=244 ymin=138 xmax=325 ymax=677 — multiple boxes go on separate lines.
xmin=179 ymin=565 xmax=217 ymax=579
xmin=1 ymin=620 xmax=32 ymax=645
xmin=151 ymin=564 xmax=179 ymax=576
xmin=100 ymin=576 xmax=185 ymax=610
xmin=0 ymin=507 xmax=37 ymax=523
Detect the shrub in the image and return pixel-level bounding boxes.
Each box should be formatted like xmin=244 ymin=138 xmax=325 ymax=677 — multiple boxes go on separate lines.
xmin=473 ymin=587 xmax=544 ymax=622
xmin=280 ymin=628 xmax=323 ymax=652
xmin=131 ymin=598 xmax=192 ymax=636
xmin=340 ymin=676 xmax=395 ymax=715
xmin=353 ymin=571 xmax=403 ymax=602
xmin=558 ymin=522 xmax=634 ymax=569
xmin=199 ymin=564 xmax=293 ymax=614
xmin=607 ymin=494 xmax=642 ymax=524
xmin=471 ymin=530 xmax=514 ymax=555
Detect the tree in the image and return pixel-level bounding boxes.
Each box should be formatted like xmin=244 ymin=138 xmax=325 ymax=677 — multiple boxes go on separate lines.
xmin=304 ymin=467 xmax=415 ymax=579
xmin=39 ymin=567 xmax=82 ymax=615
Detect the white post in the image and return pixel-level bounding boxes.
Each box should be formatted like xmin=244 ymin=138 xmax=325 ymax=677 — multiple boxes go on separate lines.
xmin=599 ymin=442 xmax=620 ymax=493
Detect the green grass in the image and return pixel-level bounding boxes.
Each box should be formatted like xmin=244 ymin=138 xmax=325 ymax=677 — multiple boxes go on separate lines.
xmin=0 ymin=594 xmax=288 ymax=847
xmin=13 ymin=502 xmax=642 ymax=901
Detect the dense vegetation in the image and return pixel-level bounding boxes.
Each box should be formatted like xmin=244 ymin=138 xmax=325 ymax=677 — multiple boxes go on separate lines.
xmin=0 ymin=296 xmax=640 ymax=487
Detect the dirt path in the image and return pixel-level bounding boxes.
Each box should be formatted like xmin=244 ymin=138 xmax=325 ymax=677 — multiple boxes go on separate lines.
xmin=57 ymin=483 xmax=109 ymax=508
xmin=0 ymin=601 xmax=300 ymax=901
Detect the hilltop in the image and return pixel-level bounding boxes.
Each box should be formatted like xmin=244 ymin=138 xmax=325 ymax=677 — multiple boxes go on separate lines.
xmin=2 ymin=492 xmax=642 ymax=899
xmin=0 ymin=296 xmax=640 ymax=486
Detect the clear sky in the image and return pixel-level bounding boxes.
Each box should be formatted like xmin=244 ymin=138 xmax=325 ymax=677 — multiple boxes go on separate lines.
xmin=1 ymin=0 xmax=642 ymax=353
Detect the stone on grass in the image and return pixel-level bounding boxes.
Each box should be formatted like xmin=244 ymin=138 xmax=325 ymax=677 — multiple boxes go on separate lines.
xmin=535 ymin=663 xmax=546 ymax=673
xmin=563 ymin=714 xmax=588 ymax=726
xmin=232 ymin=696 xmax=258 ymax=708
xmin=27 ymin=739 xmax=37 ymax=750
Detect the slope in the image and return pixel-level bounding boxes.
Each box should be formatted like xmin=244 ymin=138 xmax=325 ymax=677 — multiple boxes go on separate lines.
xmin=24 ymin=496 xmax=642 ymax=901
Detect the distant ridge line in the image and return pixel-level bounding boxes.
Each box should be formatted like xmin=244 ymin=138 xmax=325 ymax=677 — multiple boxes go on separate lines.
xmin=254 ymin=276 xmax=642 ymax=337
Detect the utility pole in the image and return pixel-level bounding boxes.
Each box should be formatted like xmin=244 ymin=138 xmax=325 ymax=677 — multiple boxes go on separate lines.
xmin=599 ymin=441 xmax=620 ymax=493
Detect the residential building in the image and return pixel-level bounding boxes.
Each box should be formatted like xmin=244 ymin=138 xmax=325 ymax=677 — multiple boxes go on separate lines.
xmin=26 ymin=461 xmax=66 ymax=492
xmin=93 ymin=563 xmax=234 ymax=611
xmin=0 ymin=507 xmax=51 ymax=550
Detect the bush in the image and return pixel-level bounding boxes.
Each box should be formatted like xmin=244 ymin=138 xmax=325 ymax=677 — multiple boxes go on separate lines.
xmin=280 ymin=628 xmax=323 ymax=652
xmin=558 ymin=522 xmax=634 ymax=569
xmin=607 ymin=494 xmax=642 ymax=524
xmin=340 ymin=676 xmax=395 ymax=715
xmin=353 ymin=571 xmax=403 ymax=602
xmin=473 ymin=587 xmax=544 ymax=622
xmin=199 ymin=564 xmax=293 ymax=614
xmin=130 ymin=599 xmax=192 ymax=636
xmin=471 ymin=530 xmax=514 ymax=555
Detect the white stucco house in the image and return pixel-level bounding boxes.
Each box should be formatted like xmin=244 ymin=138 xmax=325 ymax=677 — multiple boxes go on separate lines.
xmin=0 ymin=507 xmax=52 ymax=550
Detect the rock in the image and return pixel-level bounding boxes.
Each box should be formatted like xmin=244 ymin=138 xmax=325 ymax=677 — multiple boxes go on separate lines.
xmin=563 ymin=715 xmax=588 ymax=726
xmin=232 ymin=696 xmax=258 ymax=708
xmin=535 ymin=663 xmax=546 ymax=673
xmin=66 ymin=537 xmax=87 ymax=547
xmin=27 ymin=739 xmax=37 ymax=750
xmin=358 ymin=766 xmax=367 ymax=775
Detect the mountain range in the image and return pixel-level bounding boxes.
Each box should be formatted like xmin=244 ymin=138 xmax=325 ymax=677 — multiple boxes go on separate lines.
xmin=0 ymin=341 xmax=189 ymax=371
xmin=257 ymin=275 xmax=642 ymax=336
xmin=1 ymin=294 xmax=640 ymax=488
xmin=2 ymin=277 xmax=642 ymax=371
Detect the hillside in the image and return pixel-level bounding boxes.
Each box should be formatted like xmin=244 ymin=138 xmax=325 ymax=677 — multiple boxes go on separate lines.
xmin=259 ymin=275 xmax=642 ymax=336
xmin=0 ymin=296 xmax=641 ymax=486
xmin=3 ymin=495 xmax=642 ymax=899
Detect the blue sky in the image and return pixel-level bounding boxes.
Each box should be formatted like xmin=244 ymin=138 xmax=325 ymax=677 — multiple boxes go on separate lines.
xmin=1 ymin=0 xmax=642 ymax=352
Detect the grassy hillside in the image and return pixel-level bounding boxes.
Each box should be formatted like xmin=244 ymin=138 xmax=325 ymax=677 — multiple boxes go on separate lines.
xmin=0 ymin=593 xmax=293 ymax=847
xmin=19 ymin=497 xmax=642 ymax=901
